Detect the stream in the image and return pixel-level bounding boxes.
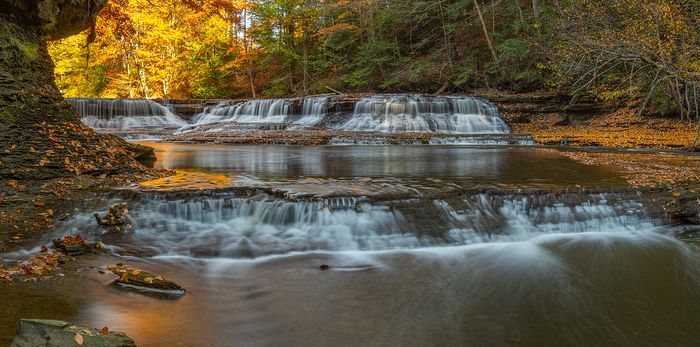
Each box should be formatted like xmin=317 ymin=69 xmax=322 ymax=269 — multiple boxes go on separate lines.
xmin=3 ymin=95 xmax=700 ymax=345
xmin=2 ymin=143 xmax=700 ymax=346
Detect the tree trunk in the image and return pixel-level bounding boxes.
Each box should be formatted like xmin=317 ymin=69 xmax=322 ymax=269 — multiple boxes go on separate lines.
xmin=532 ymin=0 xmax=540 ymax=18
xmin=0 ymin=1 xmax=145 ymax=180
xmin=242 ymin=8 xmax=256 ymax=98
xmin=473 ymin=0 xmax=498 ymax=63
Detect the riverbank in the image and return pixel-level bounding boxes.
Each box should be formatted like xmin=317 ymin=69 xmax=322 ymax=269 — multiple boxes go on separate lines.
xmin=506 ymin=107 xmax=698 ymax=150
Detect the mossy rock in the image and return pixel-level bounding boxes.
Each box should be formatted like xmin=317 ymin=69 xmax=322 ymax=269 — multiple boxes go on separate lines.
xmin=11 ymin=319 xmax=135 ymax=347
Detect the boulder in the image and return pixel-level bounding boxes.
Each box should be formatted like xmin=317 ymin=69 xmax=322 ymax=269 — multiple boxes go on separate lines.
xmin=52 ymin=234 xmax=101 ymax=256
xmin=94 ymin=202 xmax=129 ymax=227
xmin=107 ymin=264 xmax=186 ymax=295
xmin=11 ymin=319 xmax=135 ymax=347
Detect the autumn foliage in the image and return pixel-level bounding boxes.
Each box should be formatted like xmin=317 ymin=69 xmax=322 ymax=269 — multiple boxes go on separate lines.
xmin=47 ymin=0 xmax=700 ymax=123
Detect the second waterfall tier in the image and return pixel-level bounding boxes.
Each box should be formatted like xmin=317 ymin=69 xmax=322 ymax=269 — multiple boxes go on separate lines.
xmin=186 ymin=95 xmax=510 ymax=134
xmin=71 ymin=95 xmax=511 ymax=135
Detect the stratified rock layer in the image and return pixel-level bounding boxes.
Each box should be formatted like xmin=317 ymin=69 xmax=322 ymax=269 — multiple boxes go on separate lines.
xmin=0 ymin=1 xmax=145 ymax=180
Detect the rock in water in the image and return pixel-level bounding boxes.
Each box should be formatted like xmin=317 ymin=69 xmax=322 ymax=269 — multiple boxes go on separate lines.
xmin=94 ymin=202 xmax=129 ymax=227
xmin=107 ymin=264 xmax=186 ymax=295
xmin=52 ymin=234 xmax=101 ymax=256
xmin=11 ymin=319 xmax=135 ymax=347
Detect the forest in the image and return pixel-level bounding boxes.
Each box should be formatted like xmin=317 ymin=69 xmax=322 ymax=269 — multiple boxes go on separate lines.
xmin=50 ymin=0 xmax=700 ymax=118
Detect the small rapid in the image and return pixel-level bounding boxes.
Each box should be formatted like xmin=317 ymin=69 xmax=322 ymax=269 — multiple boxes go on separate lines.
xmin=179 ymin=94 xmax=510 ymax=135
xmin=55 ymin=191 xmax=653 ymax=259
xmin=67 ymin=98 xmax=187 ymax=129
xmin=336 ymin=95 xmax=510 ymax=133
xmin=193 ymin=99 xmax=291 ymax=126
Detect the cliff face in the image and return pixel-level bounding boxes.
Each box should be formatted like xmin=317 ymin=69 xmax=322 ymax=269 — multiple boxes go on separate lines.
xmin=0 ymin=0 xmax=144 ymax=180
xmin=0 ymin=0 xmax=107 ymax=39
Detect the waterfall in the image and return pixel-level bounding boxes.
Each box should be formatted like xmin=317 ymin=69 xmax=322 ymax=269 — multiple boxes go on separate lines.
xmin=193 ymin=99 xmax=291 ymax=125
xmin=337 ymin=95 xmax=510 ymax=133
xmin=58 ymin=192 xmax=651 ymax=259
xmin=289 ymin=97 xmax=330 ymax=129
xmin=73 ymin=94 xmax=511 ymax=135
xmin=67 ymin=98 xmax=187 ymax=129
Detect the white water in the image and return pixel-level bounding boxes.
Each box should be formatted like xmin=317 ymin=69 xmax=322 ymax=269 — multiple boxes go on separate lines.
xmin=69 ymin=95 xmax=511 ymax=137
xmin=288 ymin=97 xmax=329 ymax=129
xmin=57 ymin=193 xmax=652 ymax=259
xmin=181 ymin=94 xmax=510 ymax=135
xmin=193 ymin=99 xmax=291 ymax=125
xmin=67 ymin=98 xmax=187 ymax=129
xmin=337 ymin=95 xmax=510 ymax=133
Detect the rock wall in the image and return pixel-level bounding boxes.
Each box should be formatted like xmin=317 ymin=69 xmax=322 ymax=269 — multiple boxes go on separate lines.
xmin=0 ymin=1 xmax=147 ymax=180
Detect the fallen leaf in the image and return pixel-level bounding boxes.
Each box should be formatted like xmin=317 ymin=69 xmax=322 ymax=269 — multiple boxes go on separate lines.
xmin=34 ymin=201 xmax=46 ymax=207
xmin=144 ymin=277 xmax=154 ymax=284
xmin=119 ymin=272 xmax=129 ymax=282
xmin=40 ymin=245 xmax=48 ymax=253
xmin=100 ymin=327 xmax=109 ymax=334
xmin=131 ymin=269 xmax=142 ymax=276
xmin=81 ymin=329 xmax=92 ymax=334
xmin=74 ymin=333 xmax=83 ymax=345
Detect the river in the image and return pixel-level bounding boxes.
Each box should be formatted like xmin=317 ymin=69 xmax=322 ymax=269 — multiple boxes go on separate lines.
xmin=2 ymin=143 xmax=699 ymax=346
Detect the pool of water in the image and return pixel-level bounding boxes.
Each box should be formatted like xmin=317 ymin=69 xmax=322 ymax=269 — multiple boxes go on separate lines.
xmin=143 ymin=142 xmax=626 ymax=189
xmin=2 ymin=144 xmax=699 ymax=346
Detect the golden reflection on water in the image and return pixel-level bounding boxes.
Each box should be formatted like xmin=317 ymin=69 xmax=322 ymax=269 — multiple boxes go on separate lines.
xmin=138 ymin=170 xmax=234 ymax=191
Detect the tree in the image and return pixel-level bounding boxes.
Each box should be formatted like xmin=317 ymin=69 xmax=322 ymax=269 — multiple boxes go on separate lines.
xmin=552 ymin=0 xmax=700 ymax=122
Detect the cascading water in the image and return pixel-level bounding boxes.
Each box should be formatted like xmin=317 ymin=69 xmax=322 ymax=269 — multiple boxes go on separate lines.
xmin=67 ymin=98 xmax=187 ymax=129
xmin=288 ymin=97 xmax=329 ymax=129
xmin=337 ymin=95 xmax=510 ymax=133
xmin=193 ymin=99 xmax=291 ymax=125
xmin=57 ymin=192 xmax=652 ymax=259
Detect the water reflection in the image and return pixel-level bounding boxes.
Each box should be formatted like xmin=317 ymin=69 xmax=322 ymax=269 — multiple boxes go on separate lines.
xmin=142 ymin=142 xmax=626 ymax=188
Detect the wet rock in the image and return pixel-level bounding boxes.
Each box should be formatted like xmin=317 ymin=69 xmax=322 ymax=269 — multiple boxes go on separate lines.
xmin=11 ymin=319 xmax=135 ymax=347
xmin=112 ymin=135 xmax=157 ymax=167
xmin=52 ymin=234 xmax=101 ymax=256
xmin=94 ymin=202 xmax=129 ymax=227
xmin=319 ymin=264 xmax=331 ymax=270
xmin=107 ymin=264 xmax=186 ymax=295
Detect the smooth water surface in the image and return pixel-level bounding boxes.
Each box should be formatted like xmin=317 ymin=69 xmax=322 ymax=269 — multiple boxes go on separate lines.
xmin=144 ymin=142 xmax=626 ymax=189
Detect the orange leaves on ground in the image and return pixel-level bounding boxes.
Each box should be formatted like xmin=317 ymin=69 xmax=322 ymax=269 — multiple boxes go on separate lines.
xmin=0 ymin=268 xmax=12 ymax=284
xmin=510 ymin=108 xmax=698 ymax=150
xmin=100 ymin=327 xmax=109 ymax=334
xmin=57 ymin=234 xmax=84 ymax=246
xmin=6 ymin=180 xmax=26 ymax=190
xmin=540 ymin=148 xmax=700 ymax=188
